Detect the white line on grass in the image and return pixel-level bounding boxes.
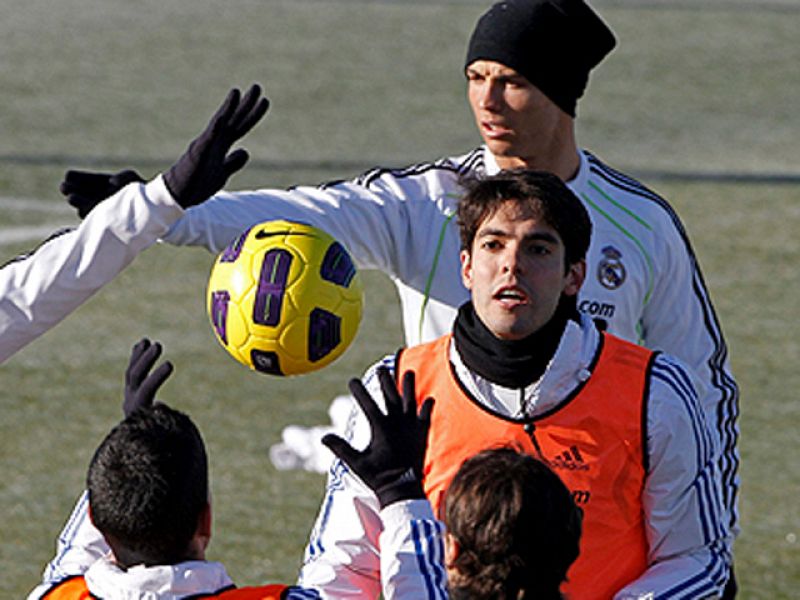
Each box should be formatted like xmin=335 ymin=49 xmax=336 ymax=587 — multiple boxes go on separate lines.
xmin=0 ymin=196 xmax=72 ymax=215
xmin=0 ymin=224 xmax=72 ymax=247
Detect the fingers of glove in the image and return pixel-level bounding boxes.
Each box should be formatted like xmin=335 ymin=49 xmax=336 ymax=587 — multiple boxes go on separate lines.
xmin=207 ymin=87 xmax=242 ymax=140
xmin=135 ymin=360 xmax=174 ymax=403
xmin=126 ymin=340 xmax=163 ymax=390
xmin=126 ymin=338 xmax=151 ymax=385
xmin=400 ymin=370 xmax=418 ymax=417
xmin=222 ymin=149 xmax=250 ymax=180
xmin=109 ymin=169 xmax=145 ymax=189
xmin=60 ymin=170 xmax=113 ymax=196
xmin=376 ymin=367 xmax=404 ymax=418
xmin=321 ymin=433 xmax=361 ymax=469
xmin=347 ymin=376 xmax=386 ymax=425
xmin=229 ymin=84 xmax=269 ymax=138
xmin=418 ymin=397 xmax=434 ymax=426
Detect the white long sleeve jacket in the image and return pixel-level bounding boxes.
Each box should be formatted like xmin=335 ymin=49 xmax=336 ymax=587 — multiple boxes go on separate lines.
xmin=29 ymin=490 xmax=445 ymax=600
xmin=0 ymin=177 xmax=181 ymax=364
xmin=298 ymin=315 xmax=731 ymax=599
xmin=163 ymin=146 xmax=740 ymax=535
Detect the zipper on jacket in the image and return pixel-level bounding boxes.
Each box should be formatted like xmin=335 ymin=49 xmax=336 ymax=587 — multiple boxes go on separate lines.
xmin=524 ymin=422 xmax=550 ymax=466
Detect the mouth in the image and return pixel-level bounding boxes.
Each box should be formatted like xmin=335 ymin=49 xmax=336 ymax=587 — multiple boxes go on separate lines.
xmin=481 ymin=119 xmax=513 ymax=139
xmin=493 ymin=286 xmax=529 ymax=307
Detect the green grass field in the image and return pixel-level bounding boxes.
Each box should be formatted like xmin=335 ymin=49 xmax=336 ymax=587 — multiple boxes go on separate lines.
xmin=1 ymin=1 xmax=798 ymax=596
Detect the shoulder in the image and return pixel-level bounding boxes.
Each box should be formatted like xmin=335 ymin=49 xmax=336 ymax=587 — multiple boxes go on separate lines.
xmin=646 ymin=354 xmax=713 ymax=453
xmin=579 ymin=150 xmax=690 ymax=239
xmin=352 ymin=147 xmax=485 ymax=190
xmin=648 ymin=353 xmax=699 ymax=403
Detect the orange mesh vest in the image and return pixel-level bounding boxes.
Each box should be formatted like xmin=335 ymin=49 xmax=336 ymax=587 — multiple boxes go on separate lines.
xmin=42 ymin=575 xmax=288 ymax=599
xmin=397 ymin=332 xmax=653 ymax=600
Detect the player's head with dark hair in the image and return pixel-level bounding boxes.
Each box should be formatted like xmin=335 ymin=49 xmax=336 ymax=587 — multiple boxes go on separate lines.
xmin=465 ymin=0 xmax=615 ymax=117
xmin=87 ymin=403 xmax=210 ymax=568
xmin=457 ymin=169 xmax=591 ymax=272
xmin=443 ymin=447 xmax=582 ymax=600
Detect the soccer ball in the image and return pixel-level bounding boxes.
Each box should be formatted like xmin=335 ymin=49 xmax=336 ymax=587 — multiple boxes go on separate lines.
xmin=207 ymin=220 xmax=363 ymax=376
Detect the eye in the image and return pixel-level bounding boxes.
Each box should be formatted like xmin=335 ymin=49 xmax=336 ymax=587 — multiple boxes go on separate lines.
xmin=481 ymin=239 xmax=502 ymax=251
xmin=527 ymin=243 xmax=551 ymax=256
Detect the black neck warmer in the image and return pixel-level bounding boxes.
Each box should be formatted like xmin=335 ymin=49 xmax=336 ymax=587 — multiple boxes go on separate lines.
xmin=453 ymin=297 xmax=579 ymax=389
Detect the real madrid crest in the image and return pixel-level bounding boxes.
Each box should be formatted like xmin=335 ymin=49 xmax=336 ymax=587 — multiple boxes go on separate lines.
xmin=597 ymin=246 xmax=626 ymax=290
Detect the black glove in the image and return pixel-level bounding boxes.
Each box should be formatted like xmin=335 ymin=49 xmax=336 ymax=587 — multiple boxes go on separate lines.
xmin=163 ymin=83 xmax=269 ymax=208
xmin=123 ymin=338 xmax=174 ymax=417
xmin=323 ymin=368 xmax=434 ymax=508
xmin=61 ymin=169 xmax=145 ymax=219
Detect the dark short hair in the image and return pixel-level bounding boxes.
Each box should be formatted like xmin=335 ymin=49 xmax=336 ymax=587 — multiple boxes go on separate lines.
xmin=87 ymin=404 xmax=208 ymax=567
xmin=457 ymin=170 xmax=592 ymax=271
xmin=444 ymin=447 xmax=582 ymax=600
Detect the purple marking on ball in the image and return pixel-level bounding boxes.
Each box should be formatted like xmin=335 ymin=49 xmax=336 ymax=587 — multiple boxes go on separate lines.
xmin=253 ymin=249 xmax=292 ymax=326
xmin=219 ymin=227 xmax=252 ymax=263
xmin=308 ymin=308 xmax=341 ymax=362
xmin=251 ymin=349 xmax=283 ymax=376
xmin=210 ymin=291 xmax=230 ymax=344
xmin=320 ymin=242 xmax=356 ymax=288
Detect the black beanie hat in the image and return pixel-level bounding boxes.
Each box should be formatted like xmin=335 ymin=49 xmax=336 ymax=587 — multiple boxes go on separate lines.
xmin=465 ymin=0 xmax=616 ymax=117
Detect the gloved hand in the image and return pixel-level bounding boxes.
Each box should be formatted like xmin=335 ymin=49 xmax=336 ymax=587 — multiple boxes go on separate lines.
xmin=322 ymin=367 xmax=434 ymax=508
xmin=61 ymin=169 xmax=145 ymax=219
xmin=123 ymin=338 xmax=174 ymax=417
xmin=163 ymin=83 xmax=269 ymax=208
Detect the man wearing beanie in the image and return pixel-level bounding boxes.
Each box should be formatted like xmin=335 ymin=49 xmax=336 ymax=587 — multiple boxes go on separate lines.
xmin=63 ymin=2 xmax=738 ymax=596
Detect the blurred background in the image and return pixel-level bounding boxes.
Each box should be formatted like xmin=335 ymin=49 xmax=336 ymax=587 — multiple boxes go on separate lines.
xmin=1 ymin=0 xmax=798 ymax=596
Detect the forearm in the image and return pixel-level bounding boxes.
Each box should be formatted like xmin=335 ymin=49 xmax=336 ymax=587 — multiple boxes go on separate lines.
xmin=298 ymin=394 xmax=385 ymax=599
xmin=614 ymin=549 xmax=729 ymax=600
xmin=379 ymin=499 xmax=447 ymax=600
xmin=0 ymin=177 xmax=181 ymax=363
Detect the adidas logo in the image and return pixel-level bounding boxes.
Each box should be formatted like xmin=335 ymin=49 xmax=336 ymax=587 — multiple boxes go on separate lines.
xmin=549 ymin=445 xmax=589 ymax=471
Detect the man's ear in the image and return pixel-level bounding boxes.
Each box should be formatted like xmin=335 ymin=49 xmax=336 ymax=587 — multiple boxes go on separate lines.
xmin=563 ymin=259 xmax=586 ymax=297
xmin=460 ymin=249 xmax=473 ymax=290
xmin=444 ymin=532 xmax=461 ymax=566
xmin=188 ymin=501 xmax=213 ymax=560
xmin=198 ymin=501 xmax=212 ymax=541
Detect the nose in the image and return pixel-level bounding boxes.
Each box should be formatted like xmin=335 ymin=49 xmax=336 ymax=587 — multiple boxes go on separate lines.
xmin=478 ymin=79 xmax=502 ymax=111
xmin=501 ymin=246 xmax=523 ymax=274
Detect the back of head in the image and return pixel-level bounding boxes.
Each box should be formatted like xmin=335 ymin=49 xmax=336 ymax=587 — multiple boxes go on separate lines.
xmin=457 ymin=169 xmax=592 ymax=270
xmin=465 ymin=0 xmax=616 ymax=116
xmin=87 ymin=403 xmax=209 ymax=567
xmin=444 ymin=447 xmax=582 ymax=600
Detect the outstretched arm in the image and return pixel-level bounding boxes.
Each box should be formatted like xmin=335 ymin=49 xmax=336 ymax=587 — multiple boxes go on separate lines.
xmin=0 ymin=85 xmax=268 ymax=365
xmin=28 ymin=339 xmax=175 ymax=598
xmin=299 ymin=360 xmax=446 ymax=600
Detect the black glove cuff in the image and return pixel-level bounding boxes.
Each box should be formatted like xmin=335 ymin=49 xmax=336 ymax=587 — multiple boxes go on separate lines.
xmin=163 ymin=167 xmax=190 ymax=208
xmin=375 ymin=478 xmax=425 ymax=509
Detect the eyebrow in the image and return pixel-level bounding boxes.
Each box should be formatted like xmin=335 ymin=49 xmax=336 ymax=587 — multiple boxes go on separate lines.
xmin=477 ymin=228 xmax=560 ymax=245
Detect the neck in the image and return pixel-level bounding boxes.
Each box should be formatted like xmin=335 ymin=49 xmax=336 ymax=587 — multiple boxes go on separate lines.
xmin=453 ymin=299 xmax=578 ymax=389
xmin=494 ymin=118 xmax=580 ymax=181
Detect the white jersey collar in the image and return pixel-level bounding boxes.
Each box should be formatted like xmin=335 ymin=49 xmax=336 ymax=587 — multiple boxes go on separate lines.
xmin=450 ymin=313 xmax=600 ymax=418
xmin=481 ymin=146 xmax=591 ymax=192
xmin=84 ymin=554 xmax=234 ymax=599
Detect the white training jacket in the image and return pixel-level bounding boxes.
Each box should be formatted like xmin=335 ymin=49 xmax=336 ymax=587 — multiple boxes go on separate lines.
xmin=28 ymin=490 xmax=444 ymax=600
xmin=0 ymin=177 xmax=182 ymax=364
xmin=163 ymin=146 xmax=740 ymax=535
xmin=299 ymin=315 xmax=731 ymax=600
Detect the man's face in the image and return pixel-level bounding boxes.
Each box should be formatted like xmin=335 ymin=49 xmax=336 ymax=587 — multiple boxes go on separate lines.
xmin=466 ymin=60 xmax=563 ymax=169
xmin=460 ymin=200 xmax=584 ymax=340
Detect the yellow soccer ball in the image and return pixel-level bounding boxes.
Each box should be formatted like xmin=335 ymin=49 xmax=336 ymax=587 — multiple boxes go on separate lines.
xmin=207 ymin=220 xmax=363 ymax=376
